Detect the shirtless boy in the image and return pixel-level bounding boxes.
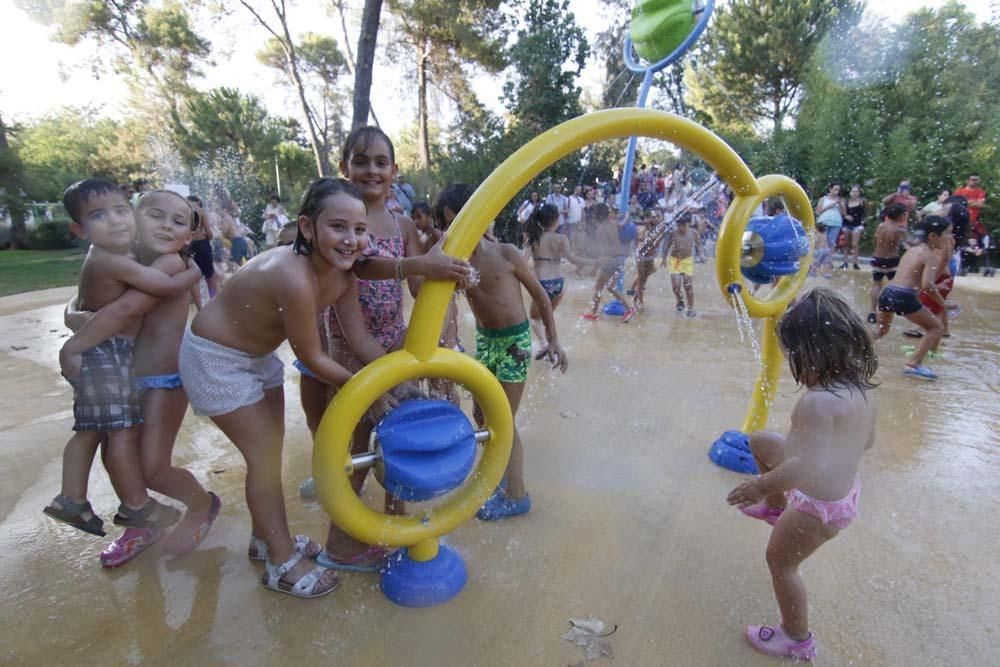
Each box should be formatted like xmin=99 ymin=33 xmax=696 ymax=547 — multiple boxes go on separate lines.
xmin=868 ymin=203 xmax=909 ymax=323
xmin=631 ymin=208 xmax=664 ymax=309
xmin=583 ymin=204 xmax=636 ymax=322
xmin=435 ymin=183 xmax=568 ymax=521
xmin=44 ymin=179 xmax=200 ymax=539
xmin=874 ymin=215 xmax=951 ymax=380
xmin=60 ymin=191 xmax=222 ymax=560
xmin=661 ymin=212 xmax=701 ymax=317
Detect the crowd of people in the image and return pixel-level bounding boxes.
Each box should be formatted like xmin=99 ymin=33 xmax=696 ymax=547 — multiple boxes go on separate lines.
xmin=36 ymin=124 xmax=987 ymax=661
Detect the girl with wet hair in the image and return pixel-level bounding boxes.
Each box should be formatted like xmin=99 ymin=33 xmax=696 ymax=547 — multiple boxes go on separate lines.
xmin=726 ymin=287 xmax=878 ymax=660
xmin=524 ymin=203 xmax=596 ymax=345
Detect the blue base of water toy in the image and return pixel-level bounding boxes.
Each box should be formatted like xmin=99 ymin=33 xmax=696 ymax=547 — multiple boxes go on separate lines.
xmin=380 ymin=543 xmax=467 ymax=607
xmin=709 ymin=430 xmax=760 ymax=474
xmin=603 ymin=300 xmax=627 ymax=316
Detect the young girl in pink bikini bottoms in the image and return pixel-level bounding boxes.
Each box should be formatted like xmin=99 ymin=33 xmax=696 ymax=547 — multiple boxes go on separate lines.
xmin=726 ymin=287 xmax=878 ymax=660
xmin=298 ymin=127 xmax=430 ymax=572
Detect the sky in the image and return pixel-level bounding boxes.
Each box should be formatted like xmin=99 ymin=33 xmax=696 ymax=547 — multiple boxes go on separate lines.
xmin=0 ymin=0 xmax=995 ymax=136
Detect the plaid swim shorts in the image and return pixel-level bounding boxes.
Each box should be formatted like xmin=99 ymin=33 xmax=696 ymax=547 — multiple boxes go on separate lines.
xmin=71 ymin=337 xmax=142 ymax=431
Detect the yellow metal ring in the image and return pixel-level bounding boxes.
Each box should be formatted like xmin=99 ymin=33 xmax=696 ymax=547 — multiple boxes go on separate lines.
xmin=715 ymin=174 xmax=815 ymax=318
xmin=312 ymin=348 xmax=512 ymax=548
xmin=313 ymin=108 xmax=811 ymax=547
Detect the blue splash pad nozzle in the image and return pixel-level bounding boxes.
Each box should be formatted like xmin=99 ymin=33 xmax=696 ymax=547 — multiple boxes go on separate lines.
xmin=375 ymin=399 xmax=478 ymax=502
xmin=380 ymin=544 xmax=468 ymax=607
xmin=740 ymin=214 xmax=809 ymax=285
xmin=709 ymin=430 xmax=760 ymax=474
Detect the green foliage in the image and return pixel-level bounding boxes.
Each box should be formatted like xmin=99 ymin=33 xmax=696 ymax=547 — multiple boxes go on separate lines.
xmin=790 ymin=2 xmax=1000 ymax=208
xmin=13 ymin=108 xmax=145 ymax=201
xmin=174 ymin=88 xmax=294 ymax=166
xmin=28 ymin=221 xmax=75 ymax=249
xmin=688 ymin=0 xmax=862 ymax=131
xmin=256 ymin=31 xmax=351 ymax=175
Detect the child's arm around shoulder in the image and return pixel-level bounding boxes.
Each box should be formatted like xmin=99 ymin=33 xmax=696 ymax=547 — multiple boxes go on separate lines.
xmin=102 ymin=252 xmax=202 ymax=297
xmin=727 ymin=392 xmax=832 ymax=507
xmin=279 ymin=265 xmax=354 ymax=388
xmin=332 ymin=279 xmax=388 ymax=364
xmin=353 ymin=233 xmax=470 ymax=282
xmin=59 ymin=254 xmax=188 ymax=380
xmin=505 ymin=244 xmax=568 ymax=372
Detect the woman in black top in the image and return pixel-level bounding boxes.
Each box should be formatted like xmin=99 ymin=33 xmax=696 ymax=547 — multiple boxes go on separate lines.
xmin=842 ymin=184 xmax=867 ymax=270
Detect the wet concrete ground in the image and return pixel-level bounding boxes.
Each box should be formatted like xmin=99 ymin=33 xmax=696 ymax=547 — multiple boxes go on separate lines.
xmin=1 ymin=261 xmax=998 ymax=666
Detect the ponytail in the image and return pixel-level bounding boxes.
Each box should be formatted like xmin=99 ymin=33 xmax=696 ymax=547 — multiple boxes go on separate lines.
xmin=526 ymin=203 xmax=559 ymax=248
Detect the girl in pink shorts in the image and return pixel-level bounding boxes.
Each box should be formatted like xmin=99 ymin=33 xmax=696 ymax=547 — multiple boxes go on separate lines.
xmin=726 ymin=288 xmax=878 ymax=661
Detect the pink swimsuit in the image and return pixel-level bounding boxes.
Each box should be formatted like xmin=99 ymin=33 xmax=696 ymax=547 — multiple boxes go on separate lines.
xmin=328 ymin=213 xmax=406 ymax=352
xmin=785 ymin=476 xmax=861 ymax=529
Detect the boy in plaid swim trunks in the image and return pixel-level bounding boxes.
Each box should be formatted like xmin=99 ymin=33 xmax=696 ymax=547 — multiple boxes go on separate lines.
xmin=44 ymin=180 xmax=201 ymax=543
xmin=435 ymin=184 xmax=568 ymax=521
xmin=59 ymin=190 xmax=222 ymax=563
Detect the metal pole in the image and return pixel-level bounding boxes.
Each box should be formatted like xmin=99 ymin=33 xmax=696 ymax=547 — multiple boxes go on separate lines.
xmin=274 ymin=156 xmax=282 ymax=196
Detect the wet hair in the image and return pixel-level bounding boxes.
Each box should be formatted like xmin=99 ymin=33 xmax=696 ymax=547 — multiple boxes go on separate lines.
xmin=293 ymin=177 xmax=365 ymax=256
xmin=592 ymin=202 xmax=610 ymax=222
xmin=341 ymin=125 xmax=396 ymax=165
xmin=62 ymin=178 xmax=124 ymax=224
xmin=882 ymin=203 xmax=907 ymax=221
xmin=526 ymin=203 xmax=560 ymax=247
xmin=777 ymin=287 xmax=878 ymax=393
xmin=918 ymin=215 xmax=951 ymax=241
xmin=676 ymin=211 xmax=692 ymax=225
xmin=276 ymin=221 xmax=298 ymax=247
xmin=433 ymin=183 xmax=475 ymax=230
xmin=412 ymin=202 xmax=432 ymax=218
xmin=136 ymin=190 xmax=196 ymax=230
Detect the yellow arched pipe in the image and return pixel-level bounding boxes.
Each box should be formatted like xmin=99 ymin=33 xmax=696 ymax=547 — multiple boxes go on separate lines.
xmin=313 ymin=108 xmax=813 ymax=552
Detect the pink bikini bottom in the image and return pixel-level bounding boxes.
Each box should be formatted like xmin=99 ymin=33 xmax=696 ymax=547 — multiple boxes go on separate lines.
xmin=785 ymin=476 xmax=861 ymax=529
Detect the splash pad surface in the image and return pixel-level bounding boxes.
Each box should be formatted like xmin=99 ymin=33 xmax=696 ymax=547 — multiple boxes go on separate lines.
xmin=1 ymin=266 xmax=998 ymax=665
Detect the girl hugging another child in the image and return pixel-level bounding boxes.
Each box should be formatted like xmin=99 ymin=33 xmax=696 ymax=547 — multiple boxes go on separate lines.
xmin=727 ymin=287 xmax=877 ymax=660
xmin=178 ymin=178 xmax=466 ymax=599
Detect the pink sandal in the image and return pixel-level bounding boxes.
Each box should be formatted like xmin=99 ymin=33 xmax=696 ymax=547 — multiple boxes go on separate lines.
xmin=164 ymin=492 xmax=222 ymax=556
xmin=739 ymin=502 xmax=784 ymax=526
xmin=746 ymin=624 xmax=817 ymax=660
xmin=100 ymin=527 xmax=165 ymax=568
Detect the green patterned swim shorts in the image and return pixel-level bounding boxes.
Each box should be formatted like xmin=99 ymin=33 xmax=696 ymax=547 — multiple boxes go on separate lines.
xmin=475 ymin=320 xmax=531 ymax=384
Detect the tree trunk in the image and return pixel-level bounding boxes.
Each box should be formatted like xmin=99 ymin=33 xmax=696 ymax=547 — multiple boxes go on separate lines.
xmin=352 ymin=0 xmax=383 ymax=130
xmin=278 ymin=17 xmax=328 ymax=175
xmin=417 ymin=39 xmax=431 ymax=172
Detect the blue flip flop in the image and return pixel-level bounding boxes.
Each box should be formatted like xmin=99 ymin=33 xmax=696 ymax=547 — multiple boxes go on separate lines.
xmin=903 ymin=365 xmax=937 ymax=380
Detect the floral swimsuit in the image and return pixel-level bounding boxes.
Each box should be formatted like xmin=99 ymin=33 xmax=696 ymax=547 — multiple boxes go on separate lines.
xmin=328 ymin=213 xmax=406 ymax=352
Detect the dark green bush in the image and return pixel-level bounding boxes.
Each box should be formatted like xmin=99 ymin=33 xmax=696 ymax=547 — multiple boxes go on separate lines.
xmin=28 ymin=221 xmax=75 ymax=250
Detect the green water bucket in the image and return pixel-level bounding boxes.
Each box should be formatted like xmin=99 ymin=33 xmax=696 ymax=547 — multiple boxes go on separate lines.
xmin=630 ymin=0 xmax=697 ymax=63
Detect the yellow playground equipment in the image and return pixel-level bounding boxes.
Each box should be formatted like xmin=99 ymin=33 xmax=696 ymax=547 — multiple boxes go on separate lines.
xmin=312 ymin=108 xmax=813 ymax=606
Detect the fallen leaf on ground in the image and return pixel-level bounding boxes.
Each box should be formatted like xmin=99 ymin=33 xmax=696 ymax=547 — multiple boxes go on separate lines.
xmin=561 ymin=616 xmax=617 ymax=662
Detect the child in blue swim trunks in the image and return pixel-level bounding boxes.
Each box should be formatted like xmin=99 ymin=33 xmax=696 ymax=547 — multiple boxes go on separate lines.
xmin=434 ymin=184 xmax=568 ymax=521
xmin=874 ymin=215 xmax=951 ymax=380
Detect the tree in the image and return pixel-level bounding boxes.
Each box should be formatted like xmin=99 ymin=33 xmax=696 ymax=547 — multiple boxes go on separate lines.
xmin=504 ymin=0 xmax=589 ymax=134
xmin=352 ymin=0 xmax=384 ymax=130
xmin=173 ymin=88 xmax=295 ymax=168
xmin=238 ymin=0 xmax=341 ymax=176
xmin=687 ymin=0 xmax=862 ymax=133
xmin=0 ymin=113 xmax=29 ymax=249
xmin=13 ymin=108 xmax=141 ymax=202
xmin=385 ymin=0 xmax=507 ymax=173
xmin=257 ymin=32 xmax=351 ymax=175
xmin=22 ymin=0 xmax=211 ymax=116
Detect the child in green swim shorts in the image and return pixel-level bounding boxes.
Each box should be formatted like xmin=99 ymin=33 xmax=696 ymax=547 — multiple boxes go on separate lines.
xmin=434 ymin=183 xmax=568 ymax=521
